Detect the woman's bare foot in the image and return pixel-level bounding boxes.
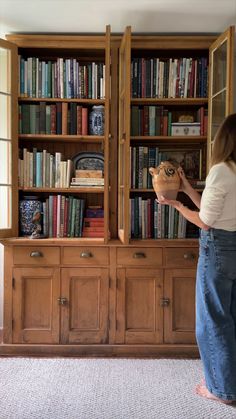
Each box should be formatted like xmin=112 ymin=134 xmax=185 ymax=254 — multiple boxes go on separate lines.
xmin=195 ymin=383 xmax=234 ymax=405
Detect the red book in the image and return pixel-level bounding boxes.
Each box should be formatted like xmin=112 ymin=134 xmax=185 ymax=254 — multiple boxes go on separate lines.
xmin=143 ymin=106 xmax=149 ymax=136
xmin=82 ymin=231 xmax=104 ymax=237
xmin=50 ymin=104 xmax=57 ymax=134
xmin=84 ymin=217 xmax=104 ymax=227
xmin=62 ymin=102 xmax=68 ymax=135
xmin=77 ymin=105 xmax=82 ymax=135
xmin=82 ymin=107 xmax=88 ymax=135
xmin=83 ymin=227 xmax=104 ymax=232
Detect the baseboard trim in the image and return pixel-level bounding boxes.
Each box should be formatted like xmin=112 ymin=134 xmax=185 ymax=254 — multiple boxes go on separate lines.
xmin=0 ymin=343 xmax=199 ymax=358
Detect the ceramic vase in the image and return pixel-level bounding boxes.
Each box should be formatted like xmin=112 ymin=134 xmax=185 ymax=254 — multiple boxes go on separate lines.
xmin=19 ymin=196 xmax=42 ymax=236
xmin=89 ymin=105 xmax=104 ymax=135
xmin=149 ymin=161 xmax=180 ymax=200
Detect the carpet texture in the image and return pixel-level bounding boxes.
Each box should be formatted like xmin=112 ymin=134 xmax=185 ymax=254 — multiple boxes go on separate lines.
xmin=0 ymin=358 xmax=235 ymax=419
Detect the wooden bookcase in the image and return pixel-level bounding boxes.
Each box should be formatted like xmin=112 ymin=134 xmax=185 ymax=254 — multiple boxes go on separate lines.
xmin=0 ymin=27 xmax=234 ymax=356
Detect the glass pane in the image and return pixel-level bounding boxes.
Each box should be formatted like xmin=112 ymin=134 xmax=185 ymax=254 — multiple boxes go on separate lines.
xmin=0 ymin=140 xmax=11 ymax=183
xmin=211 ymin=90 xmax=226 ymax=140
xmin=0 ymin=186 xmax=11 ymax=229
xmin=212 ymin=40 xmax=227 ymax=95
xmin=0 ymin=94 xmax=11 ymax=139
xmin=0 ymin=47 xmax=11 ymax=94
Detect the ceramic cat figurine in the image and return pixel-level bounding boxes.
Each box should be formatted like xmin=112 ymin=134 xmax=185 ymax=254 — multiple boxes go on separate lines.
xmin=149 ymin=161 xmax=180 ymax=200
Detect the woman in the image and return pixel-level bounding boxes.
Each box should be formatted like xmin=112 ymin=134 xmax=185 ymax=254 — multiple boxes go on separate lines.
xmin=158 ymin=113 xmax=236 ymax=404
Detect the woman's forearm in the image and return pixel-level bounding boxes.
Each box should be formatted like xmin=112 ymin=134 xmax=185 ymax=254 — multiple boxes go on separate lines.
xmin=177 ymin=202 xmax=209 ymax=230
xmin=183 ymin=185 xmax=201 ymax=209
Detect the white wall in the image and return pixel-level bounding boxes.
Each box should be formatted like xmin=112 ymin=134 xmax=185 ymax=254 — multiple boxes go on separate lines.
xmin=0 ymin=245 xmax=3 ymax=328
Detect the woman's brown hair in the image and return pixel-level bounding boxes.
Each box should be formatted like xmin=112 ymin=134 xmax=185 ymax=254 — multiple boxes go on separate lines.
xmin=211 ymin=113 xmax=236 ymax=171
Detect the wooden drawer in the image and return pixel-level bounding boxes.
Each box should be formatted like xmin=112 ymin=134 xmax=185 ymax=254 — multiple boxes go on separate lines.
xmin=62 ymin=247 xmax=109 ymax=265
xmin=13 ymin=246 xmax=60 ymax=265
xmin=117 ymin=247 xmax=162 ymax=266
xmin=165 ymin=247 xmax=198 ymax=267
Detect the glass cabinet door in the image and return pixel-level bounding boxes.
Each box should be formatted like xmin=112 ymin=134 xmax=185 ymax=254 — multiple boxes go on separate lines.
xmin=118 ymin=27 xmax=131 ymax=244
xmin=208 ymin=26 xmax=234 ymax=170
xmin=104 ymin=25 xmax=111 ymax=243
xmin=0 ymin=39 xmax=18 ymax=238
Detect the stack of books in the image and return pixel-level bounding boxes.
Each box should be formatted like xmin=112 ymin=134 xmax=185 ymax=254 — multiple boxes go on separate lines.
xmin=82 ymin=206 xmax=104 ymax=238
xmin=70 ymin=169 xmax=104 ymax=188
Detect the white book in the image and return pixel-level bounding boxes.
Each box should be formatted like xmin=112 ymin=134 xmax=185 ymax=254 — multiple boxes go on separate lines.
xmin=49 ymin=154 xmax=54 ymax=188
xmin=66 ymin=160 xmax=72 ymax=188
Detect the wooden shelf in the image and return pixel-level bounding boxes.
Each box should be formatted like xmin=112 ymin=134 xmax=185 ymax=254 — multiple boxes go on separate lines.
xmin=131 ymin=98 xmax=208 ymax=105
xmin=130 ymin=136 xmax=207 ymax=143
xmin=19 ymin=187 xmax=105 ymax=193
xmin=18 ymin=98 xmax=105 ymax=104
xmin=19 ymin=134 xmax=104 ymax=143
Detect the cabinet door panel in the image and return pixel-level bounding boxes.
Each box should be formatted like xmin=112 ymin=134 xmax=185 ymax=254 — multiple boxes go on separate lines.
xmin=61 ymin=267 xmax=109 ymax=344
xmin=116 ymin=268 xmax=163 ymax=344
xmin=12 ymin=267 xmax=60 ymax=344
xmin=164 ymin=269 xmax=196 ymax=344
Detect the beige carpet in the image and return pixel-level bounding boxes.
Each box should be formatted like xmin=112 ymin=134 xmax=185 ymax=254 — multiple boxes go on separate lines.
xmin=0 ymin=358 xmax=235 ymax=419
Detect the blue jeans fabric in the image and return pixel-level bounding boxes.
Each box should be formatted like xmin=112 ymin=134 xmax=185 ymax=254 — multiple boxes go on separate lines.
xmin=196 ymin=228 xmax=236 ymax=401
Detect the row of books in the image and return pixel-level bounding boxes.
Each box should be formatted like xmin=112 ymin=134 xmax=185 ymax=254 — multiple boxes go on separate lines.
xmin=130 ymin=198 xmax=189 ymax=239
xmin=18 ymin=149 xmax=73 ymax=188
xmin=39 ymin=196 xmax=104 ymax=238
xmin=19 ymin=103 xmax=91 ymax=136
xmin=131 ymin=106 xmax=208 ymax=136
xmin=131 ymin=57 xmax=208 ymax=98
xmin=18 ymin=56 xmax=105 ymax=99
xmin=130 ymin=146 xmax=202 ymax=189
xmin=42 ymin=195 xmax=85 ymax=238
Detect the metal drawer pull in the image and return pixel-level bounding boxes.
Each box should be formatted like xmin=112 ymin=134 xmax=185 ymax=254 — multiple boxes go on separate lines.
xmin=30 ymin=251 xmax=43 ymax=258
xmin=80 ymin=251 xmax=93 ymax=258
xmin=183 ymin=253 xmax=195 ymax=260
xmin=57 ymin=297 xmax=68 ymax=306
xmin=133 ymin=252 xmax=146 ymax=259
xmin=160 ymin=298 xmax=170 ymax=307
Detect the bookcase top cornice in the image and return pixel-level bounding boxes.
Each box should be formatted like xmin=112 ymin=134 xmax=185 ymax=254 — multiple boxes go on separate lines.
xmin=6 ymin=33 xmax=217 ymax=50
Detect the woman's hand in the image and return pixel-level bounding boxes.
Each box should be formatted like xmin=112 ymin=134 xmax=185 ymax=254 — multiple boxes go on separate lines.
xmin=157 ymin=195 xmax=183 ymax=211
xmin=178 ymin=167 xmax=192 ymax=193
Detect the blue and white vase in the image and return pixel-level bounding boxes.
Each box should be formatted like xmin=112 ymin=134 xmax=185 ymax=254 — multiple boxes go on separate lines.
xmin=89 ymin=105 xmax=104 ymax=135
xmin=19 ymin=196 xmax=42 ymax=236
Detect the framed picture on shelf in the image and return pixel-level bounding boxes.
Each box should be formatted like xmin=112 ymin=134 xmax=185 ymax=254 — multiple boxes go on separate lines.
xmin=160 ymin=149 xmax=202 ymax=180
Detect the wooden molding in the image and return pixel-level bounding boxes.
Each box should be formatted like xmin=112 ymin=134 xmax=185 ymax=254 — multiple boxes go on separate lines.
xmin=0 ymin=343 xmax=199 ymax=358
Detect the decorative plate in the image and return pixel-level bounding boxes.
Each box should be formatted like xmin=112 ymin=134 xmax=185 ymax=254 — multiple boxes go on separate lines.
xmin=72 ymin=152 xmax=104 ymax=172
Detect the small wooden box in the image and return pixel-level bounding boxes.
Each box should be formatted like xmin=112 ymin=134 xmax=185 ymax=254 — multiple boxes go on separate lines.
xmin=171 ymin=123 xmax=201 ymax=136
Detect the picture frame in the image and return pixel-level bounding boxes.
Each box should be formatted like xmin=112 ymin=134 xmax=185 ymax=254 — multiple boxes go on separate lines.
xmin=160 ymin=149 xmax=202 ymax=179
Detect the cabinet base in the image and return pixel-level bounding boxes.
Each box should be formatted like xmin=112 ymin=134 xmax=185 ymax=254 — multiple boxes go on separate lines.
xmin=0 ymin=343 xmax=199 ymax=358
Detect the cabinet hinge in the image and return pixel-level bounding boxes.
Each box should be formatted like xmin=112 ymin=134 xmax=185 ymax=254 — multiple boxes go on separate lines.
xmin=12 ymin=277 xmax=15 ymax=289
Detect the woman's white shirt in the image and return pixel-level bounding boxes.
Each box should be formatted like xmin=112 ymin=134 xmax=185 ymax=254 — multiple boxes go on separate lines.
xmin=199 ymin=162 xmax=236 ymax=231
